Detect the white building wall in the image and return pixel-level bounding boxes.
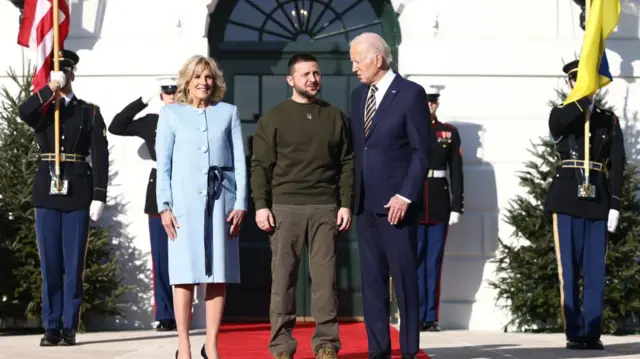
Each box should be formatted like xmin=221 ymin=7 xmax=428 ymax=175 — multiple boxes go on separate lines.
xmin=1 ymin=0 xmax=639 ymax=331
xmin=0 ymin=0 xmax=214 ymax=330
xmin=397 ymin=0 xmax=640 ymax=331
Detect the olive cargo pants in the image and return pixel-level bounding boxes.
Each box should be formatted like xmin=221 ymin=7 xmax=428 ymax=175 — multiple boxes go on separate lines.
xmin=268 ymin=204 xmax=341 ymax=356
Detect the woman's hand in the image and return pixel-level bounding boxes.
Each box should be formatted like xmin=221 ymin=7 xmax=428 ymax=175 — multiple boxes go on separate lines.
xmin=227 ymin=209 xmax=245 ymax=239
xmin=161 ymin=209 xmax=179 ymax=240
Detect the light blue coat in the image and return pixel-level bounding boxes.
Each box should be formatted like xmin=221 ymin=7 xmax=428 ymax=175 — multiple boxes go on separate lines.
xmin=155 ymin=102 xmax=246 ymax=285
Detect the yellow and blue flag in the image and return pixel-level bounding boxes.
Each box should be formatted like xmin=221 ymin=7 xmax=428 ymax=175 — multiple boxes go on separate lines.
xmin=564 ymin=0 xmax=621 ymax=105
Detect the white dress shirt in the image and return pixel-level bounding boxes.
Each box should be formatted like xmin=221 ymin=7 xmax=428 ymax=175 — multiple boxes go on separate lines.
xmin=62 ymin=92 xmax=74 ymax=106
xmin=365 ymin=70 xmax=412 ymax=204
xmin=369 ymin=69 xmax=396 ymax=108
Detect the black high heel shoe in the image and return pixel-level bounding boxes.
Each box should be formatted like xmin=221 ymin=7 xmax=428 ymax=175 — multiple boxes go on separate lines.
xmin=201 ymin=344 xmax=208 ymax=359
xmin=175 ymin=349 xmax=178 ymax=359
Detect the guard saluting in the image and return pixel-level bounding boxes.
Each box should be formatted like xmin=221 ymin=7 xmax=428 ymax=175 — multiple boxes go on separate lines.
xmin=416 ymin=87 xmax=464 ymax=332
xmin=544 ymin=59 xmax=625 ymax=350
xmin=17 ymin=49 xmax=109 ymax=346
xmin=108 ymin=78 xmax=177 ymax=331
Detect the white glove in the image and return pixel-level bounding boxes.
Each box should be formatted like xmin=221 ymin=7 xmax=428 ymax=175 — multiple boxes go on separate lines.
xmin=89 ymin=200 xmax=105 ymax=221
xmin=50 ymin=71 xmax=66 ymax=89
xmin=607 ymin=209 xmax=619 ymax=233
xmin=449 ymin=211 xmax=461 ymax=225
xmin=141 ymin=87 xmax=159 ymax=104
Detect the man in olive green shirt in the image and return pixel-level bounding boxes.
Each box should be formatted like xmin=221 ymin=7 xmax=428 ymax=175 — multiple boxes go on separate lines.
xmin=251 ymin=52 xmax=354 ymax=359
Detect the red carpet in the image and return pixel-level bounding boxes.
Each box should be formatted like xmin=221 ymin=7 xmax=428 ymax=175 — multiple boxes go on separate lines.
xmin=217 ymin=322 xmax=430 ymax=358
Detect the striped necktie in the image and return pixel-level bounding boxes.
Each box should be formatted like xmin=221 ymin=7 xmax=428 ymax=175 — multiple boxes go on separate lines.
xmin=364 ymin=84 xmax=378 ymax=138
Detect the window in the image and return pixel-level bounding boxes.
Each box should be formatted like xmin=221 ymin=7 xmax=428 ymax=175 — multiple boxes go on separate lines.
xmin=224 ymin=0 xmax=384 ymax=42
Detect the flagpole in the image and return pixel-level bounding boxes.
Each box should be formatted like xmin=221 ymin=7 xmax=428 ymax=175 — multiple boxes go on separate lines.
xmin=52 ymin=0 xmax=61 ymax=190
xmin=583 ymin=0 xmax=591 ymax=192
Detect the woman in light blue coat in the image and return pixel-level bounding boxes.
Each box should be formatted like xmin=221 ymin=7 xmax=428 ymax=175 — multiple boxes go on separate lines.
xmin=156 ymin=54 xmax=246 ymax=359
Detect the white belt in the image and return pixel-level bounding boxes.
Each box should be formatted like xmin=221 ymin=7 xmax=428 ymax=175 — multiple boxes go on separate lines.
xmin=151 ymin=162 xmax=157 ymax=169
xmin=427 ymin=170 xmax=446 ymax=178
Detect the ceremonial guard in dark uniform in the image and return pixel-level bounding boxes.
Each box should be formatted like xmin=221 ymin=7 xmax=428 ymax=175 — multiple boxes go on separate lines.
xmin=108 ymin=78 xmax=177 ymax=331
xmin=416 ymin=87 xmax=464 ymax=332
xmin=544 ymin=59 xmax=625 ymax=350
xmin=18 ymin=50 xmax=109 ymax=346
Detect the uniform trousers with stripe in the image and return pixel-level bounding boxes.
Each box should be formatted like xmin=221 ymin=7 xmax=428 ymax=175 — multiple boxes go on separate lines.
xmin=148 ymin=215 xmax=174 ymax=321
xmin=417 ymin=223 xmax=448 ymax=324
xmin=552 ymin=213 xmax=607 ymax=341
xmin=35 ymin=208 xmax=90 ymax=330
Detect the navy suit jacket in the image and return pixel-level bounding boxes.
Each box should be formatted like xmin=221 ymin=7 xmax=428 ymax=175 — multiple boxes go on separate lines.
xmin=349 ymin=74 xmax=431 ymax=215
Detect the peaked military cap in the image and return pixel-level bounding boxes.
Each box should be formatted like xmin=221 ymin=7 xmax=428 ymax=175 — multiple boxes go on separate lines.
xmin=426 ymin=85 xmax=441 ymax=102
xmin=53 ymin=49 xmax=79 ymax=71
xmin=563 ymin=59 xmax=579 ymax=80
xmin=158 ymin=77 xmax=177 ymax=94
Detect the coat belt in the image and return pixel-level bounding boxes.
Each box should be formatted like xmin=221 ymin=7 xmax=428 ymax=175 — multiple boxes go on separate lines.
xmin=561 ymin=159 xmax=603 ymax=171
xmin=40 ymin=152 xmax=87 ymax=163
xmin=203 ymin=165 xmax=233 ymax=277
xmin=427 ymin=170 xmax=447 ymax=178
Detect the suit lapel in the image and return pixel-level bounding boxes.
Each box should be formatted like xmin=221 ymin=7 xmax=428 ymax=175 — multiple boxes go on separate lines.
xmin=358 ymin=86 xmax=367 ymax=143
xmin=366 ymin=76 xmax=401 ymax=141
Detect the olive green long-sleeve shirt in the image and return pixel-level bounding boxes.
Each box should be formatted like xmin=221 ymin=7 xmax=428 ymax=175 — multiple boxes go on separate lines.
xmin=250 ymin=99 xmax=354 ymax=210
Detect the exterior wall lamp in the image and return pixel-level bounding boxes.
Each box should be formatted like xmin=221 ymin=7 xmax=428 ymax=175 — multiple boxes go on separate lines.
xmin=572 ymin=0 xmax=587 ymax=30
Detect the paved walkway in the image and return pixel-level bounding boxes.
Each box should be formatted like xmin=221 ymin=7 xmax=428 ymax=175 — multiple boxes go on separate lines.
xmin=422 ymin=331 xmax=640 ymax=359
xmin=1 ymin=329 xmax=639 ymax=358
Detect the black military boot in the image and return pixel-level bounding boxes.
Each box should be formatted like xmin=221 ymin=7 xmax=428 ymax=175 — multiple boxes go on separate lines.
xmin=566 ymin=339 xmax=587 ymax=350
xmin=39 ymin=329 xmax=61 ymax=346
xmin=421 ymin=321 xmax=440 ymax=332
xmin=156 ymin=319 xmax=176 ymax=331
xmin=585 ymin=339 xmax=604 ymax=350
xmin=59 ymin=328 xmax=76 ymax=346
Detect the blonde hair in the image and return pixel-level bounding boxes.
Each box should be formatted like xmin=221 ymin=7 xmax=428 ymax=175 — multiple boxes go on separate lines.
xmin=175 ymin=55 xmax=227 ymax=105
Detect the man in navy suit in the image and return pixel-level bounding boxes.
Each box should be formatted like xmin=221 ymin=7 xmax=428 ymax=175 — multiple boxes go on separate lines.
xmin=349 ymin=32 xmax=431 ymax=359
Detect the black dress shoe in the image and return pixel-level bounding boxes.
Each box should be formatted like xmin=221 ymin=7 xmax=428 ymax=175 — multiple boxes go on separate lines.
xmin=401 ymin=354 xmax=417 ymax=359
xmin=420 ymin=322 xmax=429 ymax=332
xmin=586 ymin=339 xmax=604 ymax=350
xmin=201 ymin=344 xmax=208 ymax=359
xmin=566 ymin=339 xmax=587 ymax=349
xmin=39 ymin=329 xmax=61 ymax=346
xmin=175 ymin=349 xmax=178 ymax=359
xmin=368 ymin=354 xmax=391 ymax=359
xmin=420 ymin=321 xmax=441 ymax=332
xmin=157 ymin=319 xmax=176 ymax=331
xmin=59 ymin=329 xmax=76 ymax=346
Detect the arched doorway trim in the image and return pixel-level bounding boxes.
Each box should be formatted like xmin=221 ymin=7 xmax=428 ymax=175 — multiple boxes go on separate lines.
xmin=208 ymin=0 xmax=401 ymax=56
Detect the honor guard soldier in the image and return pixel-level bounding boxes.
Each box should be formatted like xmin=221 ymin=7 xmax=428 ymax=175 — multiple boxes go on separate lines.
xmin=544 ymin=59 xmax=625 ymax=350
xmin=17 ymin=49 xmax=109 ymax=346
xmin=108 ymin=78 xmax=177 ymax=331
xmin=416 ymin=86 xmax=464 ymax=332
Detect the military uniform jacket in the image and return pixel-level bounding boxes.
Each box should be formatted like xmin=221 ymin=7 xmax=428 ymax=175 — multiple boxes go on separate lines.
xmin=18 ymin=85 xmax=109 ymax=211
xmin=108 ymin=97 xmax=159 ymax=215
xmin=544 ymin=97 xmax=625 ymax=220
xmin=417 ymin=118 xmax=464 ymax=223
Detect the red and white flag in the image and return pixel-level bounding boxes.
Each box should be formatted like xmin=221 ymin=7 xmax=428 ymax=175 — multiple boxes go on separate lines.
xmin=17 ymin=0 xmax=70 ymax=92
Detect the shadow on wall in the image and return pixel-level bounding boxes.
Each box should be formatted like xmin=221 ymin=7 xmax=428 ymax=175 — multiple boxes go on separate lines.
xmin=607 ymin=2 xmax=640 ymax=84
xmin=620 ymin=86 xmax=640 ymax=162
xmin=63 ymin=0 xmax=107 ymax=52
xmin=438 ymin=121 xmax=498 ymax=330
xmin=83 ymin=150 xmax=153 ymax=331
xmin=137 ymin=142 xmax=151 ymax=161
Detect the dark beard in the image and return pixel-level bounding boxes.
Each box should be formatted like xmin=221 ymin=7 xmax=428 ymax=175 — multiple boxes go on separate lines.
xmin=294 ymin=84 xmax=319 ymax=100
